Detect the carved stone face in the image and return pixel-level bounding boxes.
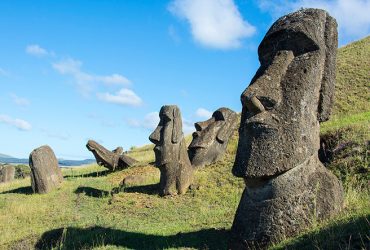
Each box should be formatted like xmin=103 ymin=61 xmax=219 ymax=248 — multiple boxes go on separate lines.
xmin=149 ymin=105 xmax=183 ymax=166
xmin=232 ymin=9 xmax=337 ymax=180
xmin=188 ymin=108 xmax=238 ymax=167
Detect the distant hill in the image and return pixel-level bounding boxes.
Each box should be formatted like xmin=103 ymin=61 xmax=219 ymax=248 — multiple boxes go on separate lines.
xmin=0 ymin=153 xmax=12 ymax=158
xmin=333 ymin=35 xmax=370 ymax=117
xmin=0 ymin=156 xmax=95 ymax=167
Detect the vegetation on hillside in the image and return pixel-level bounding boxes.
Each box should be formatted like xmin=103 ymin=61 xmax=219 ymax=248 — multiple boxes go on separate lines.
xmin=333 ymin=35 xmax=370 ymax=117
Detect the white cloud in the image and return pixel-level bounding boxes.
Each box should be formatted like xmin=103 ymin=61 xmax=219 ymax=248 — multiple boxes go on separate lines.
xmin=97 ymin=88 xmax=143 ymax=106
xmin=169 ymin=0 xmax=256 ymax=49
xmin=257 ymin=0 xmax=370 ymax=43
xmin=96 ymin=74 xmax=131 ymax=86
xmin=143 ymin=112 xmax=161 ymax=129
xmin=195 ymin=108 xmax=212 ymax=119
xmin=52 ymin=58 xmax=131 ymax=96
xmin=10 ymin=94 xmax=30 ymax=107
xmin=26 ymin=44 xmax=51 ymax=57
xmin=182 ymin=118 xmax=195 ymax=135
xmin=127 ymin=111 xmax=195 ymax=135
xmin=127 ymin=112 xmax=160 ymax=130
xmin=0 ymin=114 xmax=32 ymax=131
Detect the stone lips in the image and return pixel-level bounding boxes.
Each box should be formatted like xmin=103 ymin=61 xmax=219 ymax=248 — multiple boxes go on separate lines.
xmin=189 ymin=107 xmax=238 ymax=168
xmin=149 ymin=105 xmax=193 ymax=196
xmin=29 ymin=145 xmax=63 ymax=194
xmin=86 ymin=140 xmax=137 ymax=172
xmin=229 ymin=8 xmax=343 ymax=248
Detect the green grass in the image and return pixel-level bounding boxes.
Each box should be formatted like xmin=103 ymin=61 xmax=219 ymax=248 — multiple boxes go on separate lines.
xmin=1 ymin=37 xmax=369 ymax=249
xmin=333 ymin=35 xmax=370 ymax=118
xmin=0 ymin=149 xmax=244 ymax=249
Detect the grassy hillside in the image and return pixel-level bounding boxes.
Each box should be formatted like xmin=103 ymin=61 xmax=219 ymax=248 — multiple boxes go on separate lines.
xmin=333 ymin=35 xmax=370 ymax=117
xmin=0 ymin=37 xmax=369 ymax=249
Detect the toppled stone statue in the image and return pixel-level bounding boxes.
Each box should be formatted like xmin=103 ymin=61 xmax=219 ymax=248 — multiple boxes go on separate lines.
xmin=188 ymin=107 xmax=238 ymax=168
xmin=149 ymin=105 xmax=193 ymax=196
xmin=0 ymin=165 xmax=15 ymax=183
xmin=229 ymin=8 xmax=343 ymax=248
xmin=86 ymin=140 xmax=138 ymax=172
xmin=29 ymin=145 xmax=63 ymax=194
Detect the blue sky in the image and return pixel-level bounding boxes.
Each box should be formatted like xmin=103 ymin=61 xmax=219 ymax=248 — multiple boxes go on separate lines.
xmin=1 ymin=0 xmax=369 ymax=159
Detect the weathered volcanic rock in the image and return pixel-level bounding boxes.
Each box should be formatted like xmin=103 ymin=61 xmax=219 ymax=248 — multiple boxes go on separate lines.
xmin=0 ymin=165 xmax=15 ymax=183
xmin=29 ymin=145 xmax=63 ymax=194
xmin=229 ymin=156 xmax=343 ymax=249
xmin=86 ymin=140 xmax=137 ymax=171
xmin=229 ymin=8 xmax=343 ymax=248
xmin=149 ymin=105 xmax=193 ymax=196
xmin=188 ymin=107 xmax=238 ymax=168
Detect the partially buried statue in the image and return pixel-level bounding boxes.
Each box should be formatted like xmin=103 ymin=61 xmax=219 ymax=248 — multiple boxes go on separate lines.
xmin=188 ymin=107 xmax=238 ymax=168
xmin=229 ymin=9 xmax=344 ymax=249
xmin=0 ymin=165 xmax=15 ymax=183
xmin=29 ymin=145 xmax=63 ymax=194
xmin=149 ymin=105 xmax=193 ymax=196
xmin=86 ymin=140 xmax=137 ymax=172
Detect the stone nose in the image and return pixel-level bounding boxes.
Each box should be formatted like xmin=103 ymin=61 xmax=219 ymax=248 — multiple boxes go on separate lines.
xmin=244 ymin=95 xmax=265 ymax=115
xmin=149 ymin=126 xmax=161 ymax=144
xmin=241 ymin=49 xmax=295 ymax=116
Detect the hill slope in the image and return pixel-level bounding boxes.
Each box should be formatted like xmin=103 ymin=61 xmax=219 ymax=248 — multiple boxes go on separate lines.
xmin=333 ymin=35 xmax=370 ymax=117
xmin=0 ymin=37 xmax=369 ymax=249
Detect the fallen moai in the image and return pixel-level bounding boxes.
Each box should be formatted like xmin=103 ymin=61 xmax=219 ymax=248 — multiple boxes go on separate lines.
xmin=188 ymin=107 xmax=238 ymax=168
xmin=29 ymin=145 xmax=63 ymax=194
xmin=0 ymin=165 xmax=15 ymax=183
xmin=229 ymin=8 xmax=343 ymax=249
xmin=86 ymin=140 xmax=138 ymax=171
xmin=149 ymin=105 xmax=193 ymax=196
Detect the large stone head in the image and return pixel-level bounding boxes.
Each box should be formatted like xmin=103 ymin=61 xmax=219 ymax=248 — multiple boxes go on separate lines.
xmin=149 ymin=105 xmax=184 ymax=166
xmin=233 ymin=9 xmax=338 ymax=180
xmin=188 ymin=107 xmax=238 ymax=168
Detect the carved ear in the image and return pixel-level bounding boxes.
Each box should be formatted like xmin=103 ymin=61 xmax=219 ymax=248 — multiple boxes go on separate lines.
xmin=216 ymin=113 xmax=237 ymax=143
xmin=172 ymin=107 xmax=182 ymax=143
xmin=318 ymin=15 xmax=337 ymax=122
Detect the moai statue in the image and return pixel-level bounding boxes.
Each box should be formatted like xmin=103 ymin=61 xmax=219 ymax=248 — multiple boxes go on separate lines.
xmin=86 ymin=140 xmax=138 ymax=171
xmin=229 ymin=9 xmax=344 ymax=249
xmin=188 ymin=107 xmax=238 ymax=168
xmin=29 ymin=145 xmax=63 ymax=194
xmin=0 ymin=165 xmax=15 ymax=183
xmin=149 ymin=105 xmax=193 ymax=196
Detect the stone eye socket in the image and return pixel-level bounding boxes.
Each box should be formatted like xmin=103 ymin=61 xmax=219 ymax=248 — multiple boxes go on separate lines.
xmin=161 ymin=114 xmax=172 ymax=123
xmin=258 ymin=96 xmax=276 ymax=110
xmin=213 ymin=111 xmax=225 ymax=121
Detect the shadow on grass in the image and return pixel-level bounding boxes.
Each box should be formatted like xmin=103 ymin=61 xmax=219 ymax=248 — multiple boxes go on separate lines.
xmin=64 ymin=169 xmax=110 ymax=179
xmin=122 ymin=183 xmax=160 ymax=195
xmin=74 ymin=186 xmax=110 ymax=198
xmin=275 ymin=214 xmax=370 ymax=250
xmin=1 ymin=186 xmax=33 ymax=195
xmin=34 ymin=226 xmax=228 ymax=250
